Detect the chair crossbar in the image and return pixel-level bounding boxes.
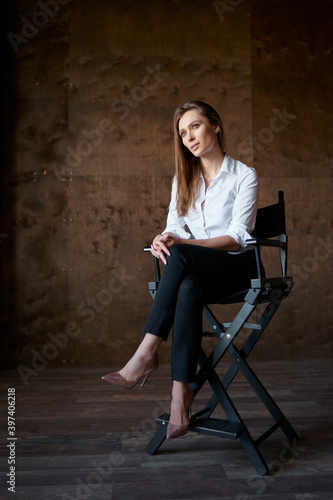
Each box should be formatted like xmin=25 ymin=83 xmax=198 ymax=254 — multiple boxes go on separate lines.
xmin=228 ymin=345 xmax=298 ymax=441
xmin=202 ymin=322 xmax=262 ymax=335
xmin=200 ymin=297 xmax=282 ymax=417
xmin=255 ymin=421 xmax=286 ymax=447
xmin=226 ymin=322 xmax=262 ymax=330
xmin=202 ymin=331 xmax=223 ymax=339
xmin=207 ymin=368 xmax=247 ymax=423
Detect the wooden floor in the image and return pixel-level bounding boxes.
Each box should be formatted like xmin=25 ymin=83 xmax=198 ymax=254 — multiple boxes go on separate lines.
xmin=0 ymin=359 xmax=332 ymax=500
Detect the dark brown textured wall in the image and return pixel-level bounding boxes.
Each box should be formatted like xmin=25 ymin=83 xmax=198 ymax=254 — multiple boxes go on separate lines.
xmin=1 ymin=0 xmax=332 ymax=375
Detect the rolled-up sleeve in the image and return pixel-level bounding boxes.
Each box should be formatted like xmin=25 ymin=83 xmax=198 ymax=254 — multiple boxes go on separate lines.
xmin=162 ymin=178 xmax=192 ymax=240
xmin=225 ymin=167 xmax=259 ymax=248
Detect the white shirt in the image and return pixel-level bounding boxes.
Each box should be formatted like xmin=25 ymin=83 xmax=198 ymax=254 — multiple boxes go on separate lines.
xmin=162 ymin=155 xmax=259 ymax=254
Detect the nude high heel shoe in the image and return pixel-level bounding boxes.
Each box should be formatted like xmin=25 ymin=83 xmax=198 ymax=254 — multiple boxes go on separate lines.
xmin=101 ymin=353 xmax=159 ymax=389
xmin=166 ymin=389 xmax=194 ymax=439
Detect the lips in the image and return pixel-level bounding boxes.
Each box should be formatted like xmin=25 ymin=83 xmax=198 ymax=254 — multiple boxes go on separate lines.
xmin=190 ymin=143 xmax=200 ymax=151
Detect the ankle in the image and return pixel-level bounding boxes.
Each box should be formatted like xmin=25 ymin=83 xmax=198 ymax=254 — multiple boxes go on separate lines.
xmin=134 ymin=349 xmax=157 ymax=366
xmin=171 ymin=382 xmax=190 ymax=404
xmin=140 ymin=334 xmax=162 ymax=357
xmin=169 ymin=383 xmax=191 ymax=426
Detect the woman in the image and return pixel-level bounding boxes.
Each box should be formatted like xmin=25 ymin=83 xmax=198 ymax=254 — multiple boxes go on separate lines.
xmin=102 ymin=101 xmax=259 ymax=439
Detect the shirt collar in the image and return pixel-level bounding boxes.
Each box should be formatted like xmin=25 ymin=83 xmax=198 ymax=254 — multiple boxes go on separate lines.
xmin=199 ymin=154 xmax=231 ymax=183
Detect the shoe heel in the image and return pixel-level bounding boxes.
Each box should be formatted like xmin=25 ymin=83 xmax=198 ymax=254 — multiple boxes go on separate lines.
xmin=140 ymin=374 xmax=149 ymax=388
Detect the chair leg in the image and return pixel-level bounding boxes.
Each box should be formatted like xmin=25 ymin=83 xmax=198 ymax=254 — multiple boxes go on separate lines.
xmin=145 ymin=293 xmax=297 ymax=475
xmin=203 ymin=367 xmax=270 ymax=475
xmin=239 ymin=429 xmax=269 ymax=476
xmin=196 ymin=369 xmax=270 ymax=475
xmin=228 ymin=344 xmax=299 ymax=443
xmin=202 ymin=299 xmax=298 ymax=443
xmin=146 ymin=422 xmax=167 ymax=455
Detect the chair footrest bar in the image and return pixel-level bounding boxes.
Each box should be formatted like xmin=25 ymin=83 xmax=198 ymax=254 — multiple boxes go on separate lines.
xmin=156 ymin=414 xmax=244 ymax=439
xmin=191 ymin=418 xmax=244 ymax=439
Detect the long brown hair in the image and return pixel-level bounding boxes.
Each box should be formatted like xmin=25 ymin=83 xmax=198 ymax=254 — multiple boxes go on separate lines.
xmin=173 ymin=101 xmax=226 ymax=216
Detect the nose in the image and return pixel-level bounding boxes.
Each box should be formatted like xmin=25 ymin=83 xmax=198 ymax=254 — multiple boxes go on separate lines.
xmin=187 ymin=129 xmax=195 ymax=141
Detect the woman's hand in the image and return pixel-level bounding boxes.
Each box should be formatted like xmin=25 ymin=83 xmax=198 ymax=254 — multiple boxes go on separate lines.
xmin=150 ymin=233 xmax=181 ymax=264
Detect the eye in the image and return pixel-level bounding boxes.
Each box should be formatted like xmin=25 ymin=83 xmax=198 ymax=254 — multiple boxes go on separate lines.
xmin=180 ymin=131 xmax=186 ymax=138
xmin=193 ymin=123 xmax=199 ymax=129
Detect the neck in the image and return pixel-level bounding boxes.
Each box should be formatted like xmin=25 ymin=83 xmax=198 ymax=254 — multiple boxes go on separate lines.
xmin=201 ymin=150 xmax=225 ymax=180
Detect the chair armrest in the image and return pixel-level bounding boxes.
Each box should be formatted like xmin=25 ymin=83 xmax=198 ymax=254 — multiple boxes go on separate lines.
xmin=143 ymin=246 xmax=161 ymax=282
xmin=246 ymin=237 xmax=286 ymax=248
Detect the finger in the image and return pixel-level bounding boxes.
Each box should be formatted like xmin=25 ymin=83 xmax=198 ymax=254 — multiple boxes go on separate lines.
xmin=150 ymin=245 xmax=158 ymax=257
xmin=160 ymin=243 xmax=170 ymax=256
xmin=151 ymin=241 xmax=161 ymax=252
xmin=164 ymin=238 xmax=176 ymax=249
xmin=158 ymin=238 xmax=171 ymax=255
xmin=156 ymin=248 xmax=167 ymax=265
xmin=150 ymin=245 xmax=167 ymax=264
xmin=155 ymin=249 xmax=167 ymax=265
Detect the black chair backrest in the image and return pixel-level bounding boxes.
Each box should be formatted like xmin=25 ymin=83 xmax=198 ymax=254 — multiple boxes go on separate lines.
xmin=252 ymin=191 xmax=286 ymax=239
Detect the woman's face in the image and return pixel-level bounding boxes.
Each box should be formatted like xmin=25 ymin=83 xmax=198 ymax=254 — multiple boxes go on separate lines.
xmin=178 ymin=109 xmax=219 ymax=158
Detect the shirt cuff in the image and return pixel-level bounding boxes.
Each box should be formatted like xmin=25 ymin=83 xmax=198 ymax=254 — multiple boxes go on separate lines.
xmin=226 ymin=223 xmax=253 ymax=248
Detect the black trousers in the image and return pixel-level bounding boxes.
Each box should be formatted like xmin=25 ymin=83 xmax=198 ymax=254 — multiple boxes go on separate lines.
xmin=144 ymin=244 xmax=260 ymax=383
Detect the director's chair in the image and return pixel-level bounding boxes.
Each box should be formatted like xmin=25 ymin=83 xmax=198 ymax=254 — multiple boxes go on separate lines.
xmin=143 ymin=191 xmax=298 ymax=475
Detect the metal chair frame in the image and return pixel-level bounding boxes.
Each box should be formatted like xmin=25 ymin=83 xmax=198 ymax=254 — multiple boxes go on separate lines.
xmin=144 ymin=191 xmax=298 ymax=475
